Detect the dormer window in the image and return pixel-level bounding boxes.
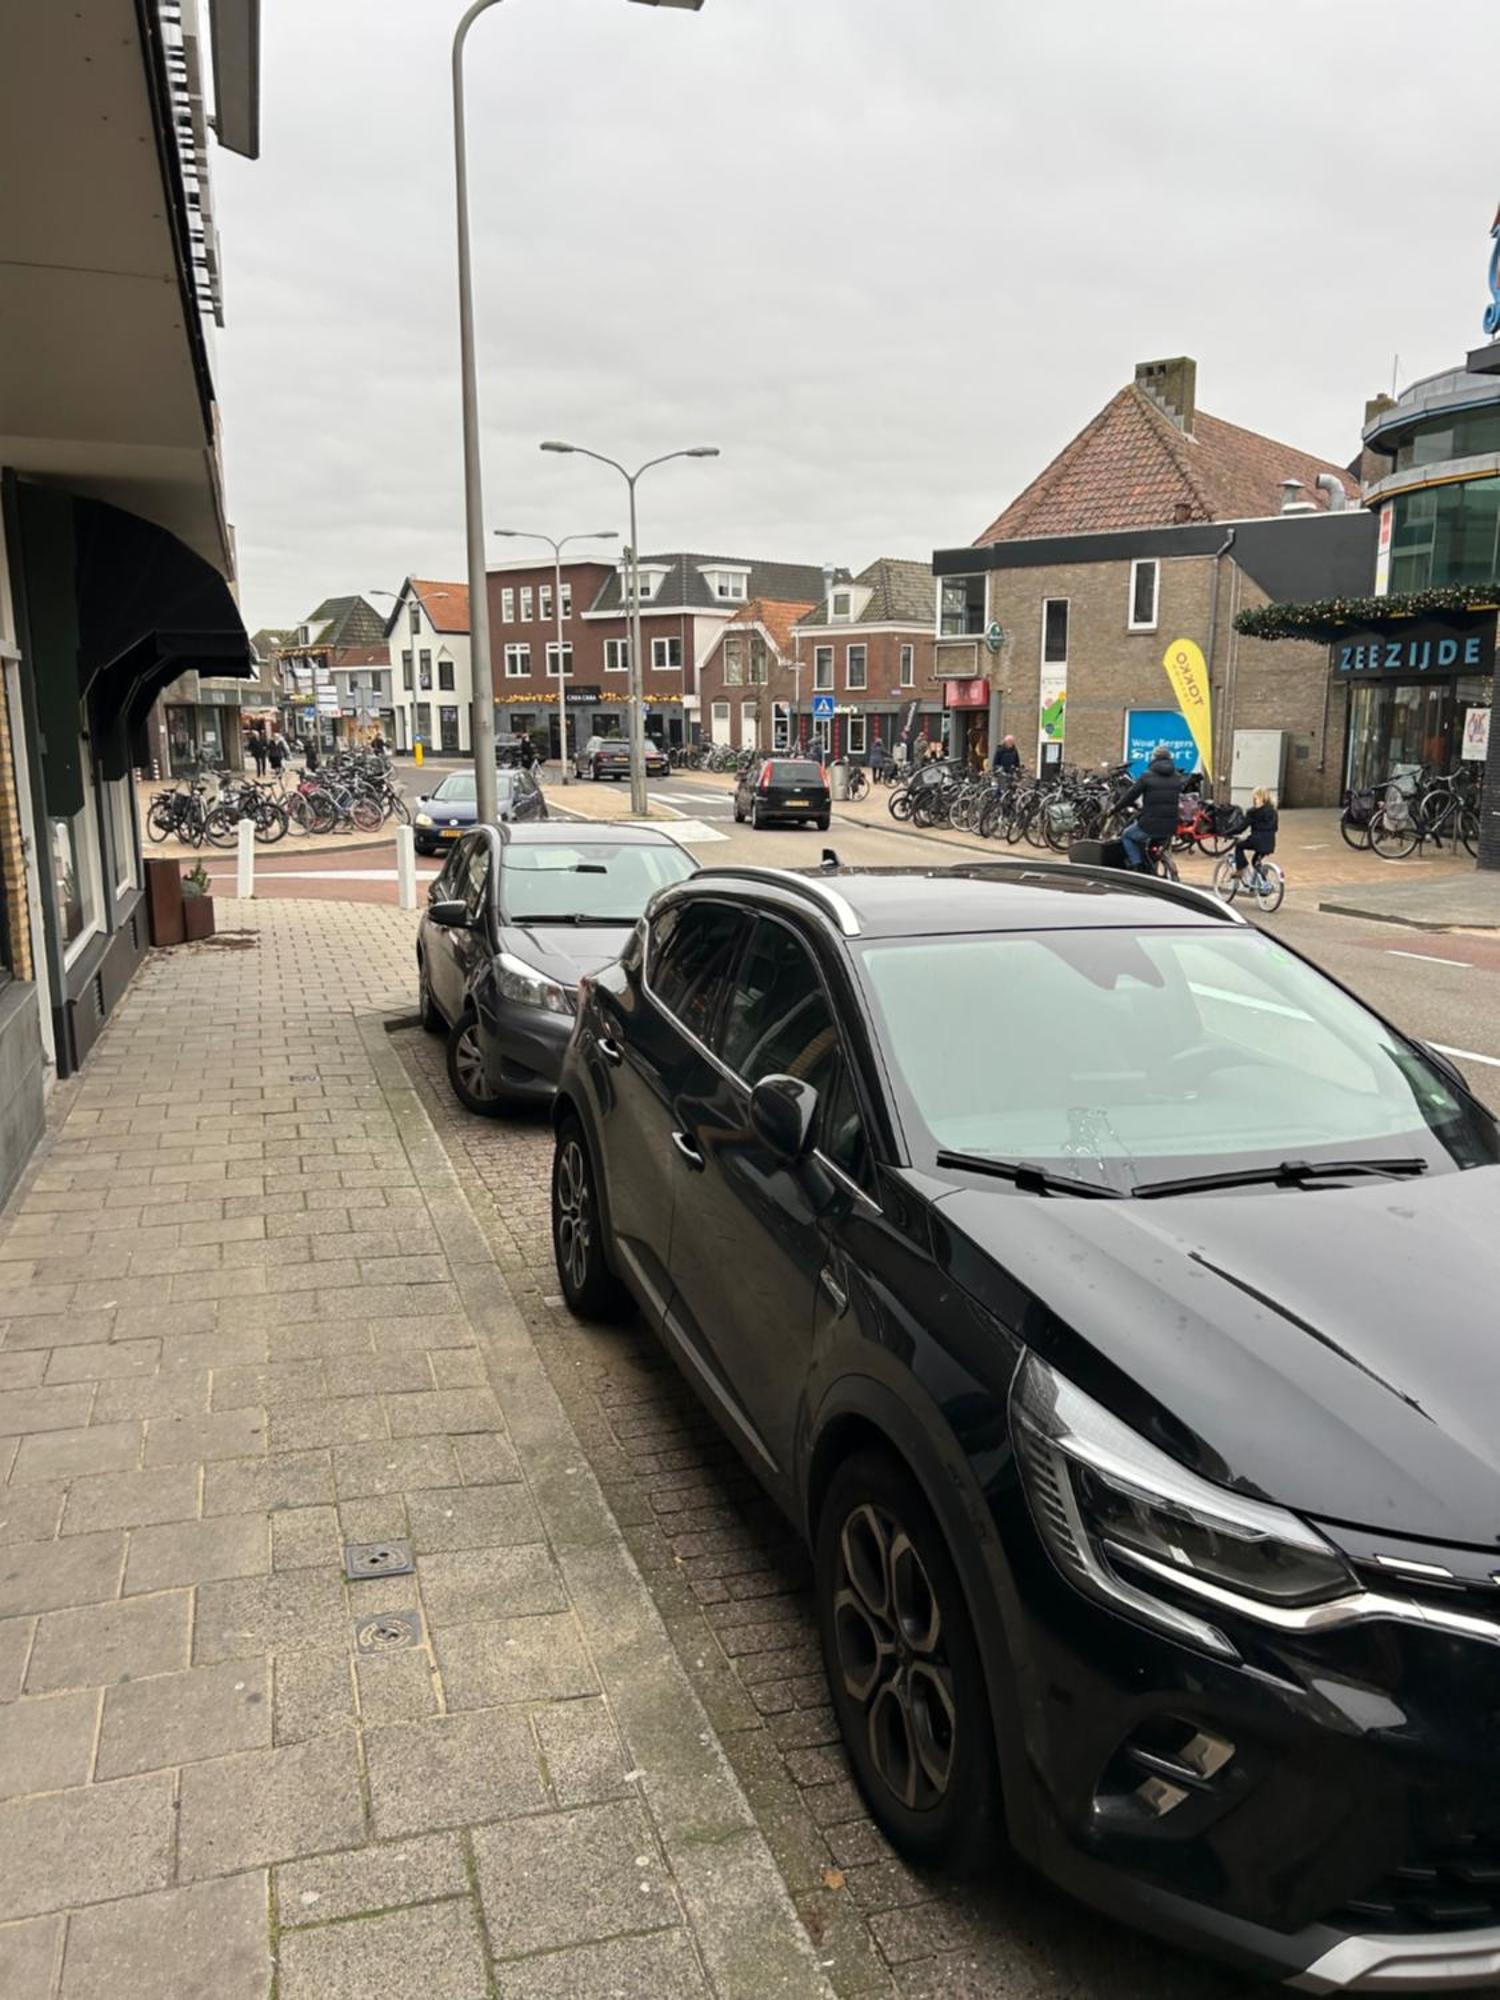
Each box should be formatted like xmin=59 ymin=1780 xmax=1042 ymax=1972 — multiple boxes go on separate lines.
xmin=699 ymin=566 xmax=749 ymax=603
xmin=830 ymin=590 xmax=852 ymax=620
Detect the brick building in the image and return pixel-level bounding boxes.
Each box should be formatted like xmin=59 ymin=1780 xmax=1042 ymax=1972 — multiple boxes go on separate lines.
xmin=697 ymin=599 xmax=816 ymax=752
xmin=932 ymin=358 xmax=1374 ymax=801
xmin=487 ymin=553 xmax=828 ymax=752
xmin=792 ymin=559 xmax=941 ymax=759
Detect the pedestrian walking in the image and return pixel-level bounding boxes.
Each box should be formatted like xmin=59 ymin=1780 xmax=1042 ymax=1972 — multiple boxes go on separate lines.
xmin=247 ymin=725 xmax=267 ymax=778
xmin=266 ymin=729 xmax=286 ymax=775
xmin=303 ymin=731 xmax=320 ymax=773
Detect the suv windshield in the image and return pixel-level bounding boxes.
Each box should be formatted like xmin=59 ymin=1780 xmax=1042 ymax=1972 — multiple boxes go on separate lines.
xmin=501 ymin=841 xmax=695 ymax=923
xmin=859 ymin=927 xmax=1499 ymax=1192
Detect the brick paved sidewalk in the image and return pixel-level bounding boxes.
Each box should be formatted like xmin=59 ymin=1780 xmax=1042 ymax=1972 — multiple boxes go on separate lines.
xmin=0 ymin=901 xmax=830 ymax=2000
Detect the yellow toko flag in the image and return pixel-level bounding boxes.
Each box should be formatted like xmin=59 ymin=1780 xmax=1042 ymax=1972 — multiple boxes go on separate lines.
xmin=1161 ymin=639 xmax=1213 ymax=779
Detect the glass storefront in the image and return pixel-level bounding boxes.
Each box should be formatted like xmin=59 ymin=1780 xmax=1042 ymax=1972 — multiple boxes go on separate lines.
xmin=1393 ymin=407 xmax=1500 ymax=472
xmin=1345 ymin=676 xmax=1491 ymax=790
xmin=1388 ymin=475 xmax=1500 ymax=592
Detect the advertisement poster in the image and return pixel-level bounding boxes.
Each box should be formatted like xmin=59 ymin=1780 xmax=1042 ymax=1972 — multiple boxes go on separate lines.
xmin=1374 ymin=503 xmax=1393 ymax=597
xmin=1462 ymin=707 xmax=1492 ymax=761
xmin=1124 ymin=709 xmax=1197 ymax=778
xmin=1160 ymin=639 xmax=1213 ymax=776
xmin=1038 ymin=664 xmax=1066 ymax=754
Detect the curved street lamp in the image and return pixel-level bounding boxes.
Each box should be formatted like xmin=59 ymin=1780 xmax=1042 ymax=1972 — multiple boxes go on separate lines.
xmin=493 ymin=530 xmax=617 ymax=782
xmin=540 ymin=443 xmax=720 ymax=814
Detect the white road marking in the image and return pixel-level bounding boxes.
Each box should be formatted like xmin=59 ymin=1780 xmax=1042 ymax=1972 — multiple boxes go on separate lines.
xmin=644 ymin=818 xmax=727 ymax=844
xmin=1386 ymin=949 xmax=1471 ymax=969
xmin=1433 ymin=1043 xmax=1500 ymax=1070
xmin=205 ymin=868 xmax=440 ymax=883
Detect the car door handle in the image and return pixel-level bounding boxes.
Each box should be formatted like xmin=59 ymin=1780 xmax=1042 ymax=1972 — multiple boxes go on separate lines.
xmin=671 ymin=1130 xmax=705 ymax=1170
xmin=596 ymin=1036 xmax=624 ymax=1066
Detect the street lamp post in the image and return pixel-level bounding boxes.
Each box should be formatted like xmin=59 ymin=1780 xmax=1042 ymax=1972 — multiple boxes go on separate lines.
xmin=450 ymin=0 xmax=707 ymax=828
xmin=493 ymin=530 xmax=616 ymax=783
xmin=540 ymin=443 xmax=719 ymax=816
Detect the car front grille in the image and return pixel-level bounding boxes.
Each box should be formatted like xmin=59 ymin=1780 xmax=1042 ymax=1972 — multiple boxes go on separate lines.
xmin=1340 ymin=1826 xmax=1500 ymax=1933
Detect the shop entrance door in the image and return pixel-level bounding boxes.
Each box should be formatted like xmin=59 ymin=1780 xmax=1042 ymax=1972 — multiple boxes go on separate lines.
xmin=439 ymin=706 xmax=460 ymax=753
xmin=1345 ymin=680 xmax=1475 ymax=792
xmin=165 ymin=705 xmax=197 ymax=774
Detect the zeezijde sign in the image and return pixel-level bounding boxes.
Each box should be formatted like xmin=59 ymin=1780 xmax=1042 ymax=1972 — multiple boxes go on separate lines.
xmin=1332 ymin=618 xmax=1496 ymax=679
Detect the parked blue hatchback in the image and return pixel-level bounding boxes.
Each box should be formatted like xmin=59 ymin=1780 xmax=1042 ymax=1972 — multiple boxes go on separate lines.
xmin=412 ymin=767 xmax=547 ymax=854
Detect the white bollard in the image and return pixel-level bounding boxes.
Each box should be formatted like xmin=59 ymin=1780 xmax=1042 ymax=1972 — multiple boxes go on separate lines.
xmin=395 ymin=824 xmax=417 ymax=911
xmin=236 ymin=817 xmax=255 ymax=899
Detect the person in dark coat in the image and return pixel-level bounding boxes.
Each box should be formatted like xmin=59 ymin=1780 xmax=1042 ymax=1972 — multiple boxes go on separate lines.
xmin=1233 ymin=788 xmax=1279 ymax=883
xmin=247 ymin=725 xmax=267 ymax=778
xmin=266 ymin=730 xmax=286 ymax=775
xmin=1118 ymin=746 xmax=1190 ymax=870
xmin=992 ymin=735 xmax=1022 ymax=777
xmin=303 ymin=732 xmax=320 ymax=773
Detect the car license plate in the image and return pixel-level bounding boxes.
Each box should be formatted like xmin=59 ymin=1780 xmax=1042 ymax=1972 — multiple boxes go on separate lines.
xmin=785 ymin=797 xmax=808 ymax=808
xmin=440 ymin=827 xmax=462 ymax=838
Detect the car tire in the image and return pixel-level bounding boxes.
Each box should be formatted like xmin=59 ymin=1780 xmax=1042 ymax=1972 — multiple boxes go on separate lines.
xmin=445 ymin=1007 xmax=508 ymax=1117
xmin=816 ymin=1449 xmax=1000 ymax=1872
xmin=816 ymin=814 xmax=831 ymax=831
xmin=552 ymin=1117 xmax=631 ymax=1321
xmin=417 ymin=955 xmax=443 ymax=1034
xmin=751 ymin=800 xmax=763 ymax=830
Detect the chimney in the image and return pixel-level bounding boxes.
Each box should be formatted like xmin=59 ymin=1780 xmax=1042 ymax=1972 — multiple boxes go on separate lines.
xmin=1358 ymin=392 xmax=1399 ymax=491
xmin=1135 ymin=357 xmax=1197 ymax=434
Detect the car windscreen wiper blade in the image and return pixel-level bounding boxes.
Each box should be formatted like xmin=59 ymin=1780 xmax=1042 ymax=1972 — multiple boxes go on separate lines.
xmin=512 ymin=913 xmax=626 ymax=927
xmin=934 ymin=1150 xmax=1125 ymax=1198
xmin=1131 ymin=1156 xmax=1431 ymax=1200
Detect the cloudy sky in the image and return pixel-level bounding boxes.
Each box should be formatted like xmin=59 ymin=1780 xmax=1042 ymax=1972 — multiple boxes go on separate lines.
xmin=212 ymin=0 xmax=1499 ymax=631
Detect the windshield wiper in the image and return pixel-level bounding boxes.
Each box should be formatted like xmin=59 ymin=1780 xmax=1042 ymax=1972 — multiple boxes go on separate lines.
xmin=511 ymin=914 xmax=625 ymax=927
xmin=1132 ymin=1156 xmax=1430 ymax=1200
xmin=934 ymin=1150 xmax=1125 ymax=1199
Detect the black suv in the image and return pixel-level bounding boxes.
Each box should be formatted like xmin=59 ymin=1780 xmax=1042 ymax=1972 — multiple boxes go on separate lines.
xmin=550 ymin=858 xmax=1500 ymax=1992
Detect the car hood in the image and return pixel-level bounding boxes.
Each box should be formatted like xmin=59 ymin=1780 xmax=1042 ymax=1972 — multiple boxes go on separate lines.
xmin=933 ymin=1165 xmax=1500 ymax=1545
xmin=418 ymin=797 xmax=476 ymax=820
xmin=496 ymin=922 xmax=633 ymax=986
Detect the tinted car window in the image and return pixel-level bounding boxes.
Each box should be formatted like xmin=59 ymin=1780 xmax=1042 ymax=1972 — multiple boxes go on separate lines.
xmin=766 ymin=760 xmax=825 ymax=785
xmin=431 ymin=843 xmax=469 ymax=900
xmin=650 ymin=902 xmax=749 ymax=1046
xmin=500 ymin=841 xmax=695 ymax=923
xmin=719 ymin=919 xmax=838 ymax=1092
xmin=821 ymin=1059 xmax=873 ymax=1190
xmin=462 ymin=841 xmax=491 ymax=923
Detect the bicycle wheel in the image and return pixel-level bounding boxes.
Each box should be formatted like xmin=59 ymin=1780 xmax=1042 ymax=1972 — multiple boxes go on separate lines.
xmin=888 ymin=788 xmax=913 ymax=822
xmin=1339 ymin=811 xmax=1371 ymax=851
xmin=1212 ymin=857 xmax=1240 ymax=903
xmin=203 ymin=805 xmax=241 ymax=849
xmin=147 ymin=799 xmax=178 ymax=842
xmin=305 ymin=791 xmax=338 ymax=835
xmin=255 ymin=802 xmax=289 ymax=844
xmin=387 ymin=793 xmax=412 ymax=826
xmin=350 ymin=797 xmax=383 ymax=834
xmin=977 ymin=795 xmax=1003 ymax=840
xmin=1254 ymin=864 xmax=1285 ymax=914
xmin=1461 ymin=808 xmax=1480 ymax=859
xmin=847 ymin=770 xmax=869 ymax=802
xmin=1369 ymin=808 xmax=1420 ymax=861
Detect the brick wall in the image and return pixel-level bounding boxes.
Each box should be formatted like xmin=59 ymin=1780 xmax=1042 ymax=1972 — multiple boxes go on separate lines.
xmin=0 ymin=672 xmax=33 ymax=980
xmin=985 ymin=553 xmax=1342 ymax=804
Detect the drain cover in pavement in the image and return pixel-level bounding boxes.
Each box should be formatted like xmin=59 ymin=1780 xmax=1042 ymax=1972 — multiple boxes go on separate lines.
xmin=345 ymin=1539 xmax=415 ymax=1580
xmin=354 ymin=1609 xmax=424 ymax=1655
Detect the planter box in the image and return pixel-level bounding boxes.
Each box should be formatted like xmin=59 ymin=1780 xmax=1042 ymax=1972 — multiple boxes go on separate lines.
xmin=182 ymin=895 xmax=216 ymax=941
xmin=144 ymin=857 xmax=186 ymax=946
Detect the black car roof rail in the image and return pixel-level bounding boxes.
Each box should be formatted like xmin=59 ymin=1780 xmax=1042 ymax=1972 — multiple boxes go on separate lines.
xmin=946 ymin=856 xmax=1244 ymax=924
xmin=685 ymin=866 xmax=863 ymax=937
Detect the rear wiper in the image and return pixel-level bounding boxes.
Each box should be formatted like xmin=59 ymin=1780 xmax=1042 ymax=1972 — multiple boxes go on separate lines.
xmin=935 ymin=1150 xmax=1125 ymax=1198
xmin=1132 ymin=1157 xmax=1430 ymax=1200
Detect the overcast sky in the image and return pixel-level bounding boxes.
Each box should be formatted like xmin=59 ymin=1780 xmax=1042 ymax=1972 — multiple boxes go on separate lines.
xmin=212 ymin=0 xmax=1500 ymax=632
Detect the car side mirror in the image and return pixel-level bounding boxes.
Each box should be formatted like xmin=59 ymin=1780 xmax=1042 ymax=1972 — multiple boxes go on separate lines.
xmin=749 ymin=1075 xmax=818 ymax=1163
xmin=427 ymin=899 xmax=471 ymax=929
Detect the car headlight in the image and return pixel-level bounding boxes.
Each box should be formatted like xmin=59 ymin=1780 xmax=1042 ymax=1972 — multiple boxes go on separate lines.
xmin=1011 ymin=1353 xmax=1356 ymax=1658
xmin=494 ymin=951 xmax=574 ymax=1015
xmin=414 ymin=811 xmax=433 ymax=827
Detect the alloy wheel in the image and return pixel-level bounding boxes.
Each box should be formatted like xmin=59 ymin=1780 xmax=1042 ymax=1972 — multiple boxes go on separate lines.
xmin=832 ymin=1502 xmax=957 ymax=1811
xmin=453 ymin=1022 xmax=486 ymax=1096
xmin=554 ymin=1136 xmax=593 ymax=1296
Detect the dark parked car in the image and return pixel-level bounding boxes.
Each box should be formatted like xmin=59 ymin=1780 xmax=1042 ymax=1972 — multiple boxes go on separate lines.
xmin=417 ymin=821 xmax=698 ymax=1113
xmin=412 ymin=767 xmax=546 ymax=854
xmin=573 ymin=735 xmax=669 ymax=782
xmin=549 ymin=856 xmax=1500 ymax=1992
xmin=733 ymin=755 xmax=831 ymax=829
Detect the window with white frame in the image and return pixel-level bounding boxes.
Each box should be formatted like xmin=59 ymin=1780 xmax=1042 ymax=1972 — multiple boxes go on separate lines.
xmin=899 ymin=644 xmax=915 ymax=688
xmin=604 ymin=639 xmax=630 ymax=674
xmin=710 ymin=701 xmax=730 ymax=741
xmin=560 ymin=582 xmax=573 ymax=618
xmin=540 ymin=584 xmax=553 ymax=620
xmin=704 ymin=570 xmax=748 ymax=602
xmin=438 ymin=657 xmax=455 ymax=691
xmin=519 ymin=587 xmax=534 ymax=620
xmin=419 ymin=651 xmax=432 ymax=690
xmin=402 ymin=651 xmax=414 ymax=691
xmin=504 ymin=644 xmax=531 ymax=678
xmin=107 ymin=777 xmax=136 ymax=895
xmin=724 ymin=637 xmax=743 ymax=687
xmin=1129 ymin=559 xmax=1159 ymax=631
xmin=501 ymin=589 xmax=515 ymax=622
xmin=631 ymin=572 xmax=656 ymax=604
xmin=846 ymin=644 xmax=868 ymax=690
xmin=813 ymin=646 xmax=834 ymax=691
xmin=847 ymin=715 xmax=868 ymax=755
xmin=831 ymin=590 xmax=852 ymax=620
xmin=409 ymin=604 xmax=421 ymax=635
xmin=651 ymin=636 xmax=683 ymax=671
xmin=50 ymin=798 xmax=102 ymax=965
xmin=1042 ymin=598 xmax=1069 ymax=663
xmin=546 ymin=643 xmax=573 ymax=678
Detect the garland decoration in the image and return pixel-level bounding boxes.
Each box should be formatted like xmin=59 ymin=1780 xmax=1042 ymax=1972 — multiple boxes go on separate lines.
xmin=1235 ymin=584 xmax=1500 ymax=645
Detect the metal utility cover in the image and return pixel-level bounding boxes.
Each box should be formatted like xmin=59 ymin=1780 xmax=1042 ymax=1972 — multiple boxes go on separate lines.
xmin=353 ymin=1609 xmax=424 ymax=1656
xmin=344 ymin=1539 xmax=415 ymax=1580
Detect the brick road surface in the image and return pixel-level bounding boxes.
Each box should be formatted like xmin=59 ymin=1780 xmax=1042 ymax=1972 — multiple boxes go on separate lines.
xmin=0 ymin=901 xmax=830 ymax=2000
xmin=396 ymin=1031 xmax=1285 ymax=1999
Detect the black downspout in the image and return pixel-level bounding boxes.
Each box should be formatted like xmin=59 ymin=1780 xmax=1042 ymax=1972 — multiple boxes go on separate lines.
xmin=1205 ymin=528 xmax=1236 ymax=790
xmin=1478 ymin=626 xmax=1500 ymax=871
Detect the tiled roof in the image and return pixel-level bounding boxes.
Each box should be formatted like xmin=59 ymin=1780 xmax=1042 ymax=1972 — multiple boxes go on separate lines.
xmin=304 ymin=595 xmax=389 ymax=649
xmin=411 ymin=578 xmax=470 ymax=634
xmin=250 ymin=626 xmax=296 ymax=662
xmin=588 ymin=555 xmax=831 ymax=615
xmin=795 ymin=557 xmax=933 ymax=629
xmin=723 ymin=598 xmax=817 ymax=658
xmin=975 ymin=385 xmax=1360 ymax=543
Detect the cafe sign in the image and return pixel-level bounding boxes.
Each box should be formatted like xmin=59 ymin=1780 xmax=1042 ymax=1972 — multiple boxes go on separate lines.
xmin=1332 ymin=617 xmax=1496 ymax=679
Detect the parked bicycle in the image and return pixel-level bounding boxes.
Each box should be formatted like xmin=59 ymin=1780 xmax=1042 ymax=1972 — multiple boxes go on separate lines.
xmin=1368 ymin=765 xmax=1479 ymax=861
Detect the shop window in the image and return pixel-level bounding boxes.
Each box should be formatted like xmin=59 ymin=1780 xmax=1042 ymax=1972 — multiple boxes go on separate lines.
xmin=51 ymin=806 xmax=100 ymax=964
xmin=846 ymin=645 xmax=868 ymax=690
xmin=900 ymin=645 xmax=915 ymax=688
xmin=605 ymin=640 xmax=630 ymax=674
xmin=847 ymin=715 xmax=868 ymax=755
xmin=1128 ymin=560 xmax=1159 ymax=631
xmin=1389 ymin=476 xmax=1500 ymax=593
xmin=1043 ymin=598 xmax=1070 ymax=664
xmin=940 ymin=574 xmax=985 ymax=637
xmin=813 ymin=647 xmax=834 ymax=691
xmin=439 ymin=706 xmax=460 ymax=753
